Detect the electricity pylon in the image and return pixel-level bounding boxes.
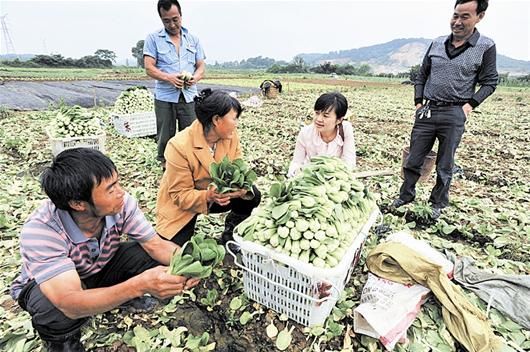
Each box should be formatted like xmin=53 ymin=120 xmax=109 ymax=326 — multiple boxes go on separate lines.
xmin=1 ymin=14 xmax=18 ymax=57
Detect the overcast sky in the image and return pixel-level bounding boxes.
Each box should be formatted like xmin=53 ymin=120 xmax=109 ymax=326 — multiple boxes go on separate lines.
xmin=1 ymin=0 xmax=529 ymax=65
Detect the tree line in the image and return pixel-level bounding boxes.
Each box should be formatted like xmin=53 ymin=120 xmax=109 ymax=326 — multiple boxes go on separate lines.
xmin=2 ymin=39 xmax=529 ymax=86
xmin=0 ymin=50 xmax=116 ymax=68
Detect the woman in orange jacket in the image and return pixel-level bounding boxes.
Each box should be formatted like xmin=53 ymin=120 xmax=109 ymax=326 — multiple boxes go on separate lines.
xmin=156 ymin=89 xmax=261 ymax=246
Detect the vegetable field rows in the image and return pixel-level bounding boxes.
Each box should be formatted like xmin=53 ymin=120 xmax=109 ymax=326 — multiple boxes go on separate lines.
xmin=0 ymin=82 xmax=528 ymax=351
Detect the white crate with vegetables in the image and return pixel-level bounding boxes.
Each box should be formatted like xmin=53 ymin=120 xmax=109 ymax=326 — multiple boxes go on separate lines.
xmin=111 ymin=86 xmax=156 ymax=138
xmin=228 ymin=156 xmax=380 ymax=327
xmin=47 ymin=106 xmax=106 ymax=156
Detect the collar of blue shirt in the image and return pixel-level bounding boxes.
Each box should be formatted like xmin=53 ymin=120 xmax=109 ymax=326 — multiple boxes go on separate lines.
xmin=57 ymin=209 xmax=117 ymax=244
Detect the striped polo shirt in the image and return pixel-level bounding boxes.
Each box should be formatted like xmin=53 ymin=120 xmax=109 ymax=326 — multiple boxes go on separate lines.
xmin=10 ymin=193 xmax=156 ymax=300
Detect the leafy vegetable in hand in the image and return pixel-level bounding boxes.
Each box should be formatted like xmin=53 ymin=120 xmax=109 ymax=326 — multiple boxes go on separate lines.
xmin=168 ymin=233 xmax=225 ymax=279
xmin=180 ymin=70 xmax=193 ymax=82
xmin=210 ymin=156 xmax=257 ymax=195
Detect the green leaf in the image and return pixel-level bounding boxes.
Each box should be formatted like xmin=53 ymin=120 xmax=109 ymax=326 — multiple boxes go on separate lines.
xmin=271 ymin=203 xmax=290 ymax=220
xmin=266 ymin=321 xmax=278 ymax=338
xmin=133 ymin=325 xmax=152 ymax=343
xmin=229 ymin=297 xmax=243 ymax=310
xmin=239 ymin=311 xmax=253 ymax=325
xmin=275 ymin=327 xmax=293 ymax=351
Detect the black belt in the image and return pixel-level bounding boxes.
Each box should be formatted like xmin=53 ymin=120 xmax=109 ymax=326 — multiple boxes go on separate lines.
xmin=428 ymin=100 xmax=466 ymax=107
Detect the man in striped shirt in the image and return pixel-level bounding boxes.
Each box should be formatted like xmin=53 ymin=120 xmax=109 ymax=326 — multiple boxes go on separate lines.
xmin=10 ymin=148 xmax=199 ymax=351
xmin=392 ymin=0 xmax=498 ymax=219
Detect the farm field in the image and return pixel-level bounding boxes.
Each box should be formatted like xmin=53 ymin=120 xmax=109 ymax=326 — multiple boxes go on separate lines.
xmin=0 ymin=78 xmax=529 ymax=352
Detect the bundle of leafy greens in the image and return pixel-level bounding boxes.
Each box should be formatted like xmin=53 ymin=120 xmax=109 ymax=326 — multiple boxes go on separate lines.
xmin=168 ymin=233 xmax=226 ymax=279
xmin=112 ymin=86 xmax=154 ymax=115
xmin=50 ymin=105 xmax=104 ymax=138
xmin=210 ymin=156 xmax=257 ymax=195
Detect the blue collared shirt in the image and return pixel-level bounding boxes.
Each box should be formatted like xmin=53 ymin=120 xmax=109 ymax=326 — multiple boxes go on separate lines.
xmin=144 ymin=27 xmax=206 ymax=103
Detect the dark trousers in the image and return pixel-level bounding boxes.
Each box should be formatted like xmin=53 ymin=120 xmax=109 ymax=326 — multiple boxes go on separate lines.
xmin=17 ymin=242 xmax=159 ymax=343
xmin=170 ymin=186 xmax=262 ymax=246
xmin=399 ymin=105 xmax=466 ymax=208
xmin=155 ymin=96 xmax=196 ymax=162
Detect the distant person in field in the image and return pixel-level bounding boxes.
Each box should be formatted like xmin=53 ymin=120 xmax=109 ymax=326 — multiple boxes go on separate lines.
xmin=10 ymin=148 xmax=199 ymax=351
xmin=392 ymin=0 xmax=498 ymax=219
xmin=156 ymin=89 xmax=261 ymax=247
xmin=287 ymin=92 xmax=356 ymax=177
xmin=144 ymin=0 xmax=206 ymax=170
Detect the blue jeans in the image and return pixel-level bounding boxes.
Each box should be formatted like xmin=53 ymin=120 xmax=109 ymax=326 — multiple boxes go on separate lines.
xmin=399 ymin=105 xmax=466 ymax=208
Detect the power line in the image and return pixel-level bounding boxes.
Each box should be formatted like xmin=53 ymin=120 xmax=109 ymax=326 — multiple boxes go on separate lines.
xmin=1 ymin=14 xmax=18 ymax=57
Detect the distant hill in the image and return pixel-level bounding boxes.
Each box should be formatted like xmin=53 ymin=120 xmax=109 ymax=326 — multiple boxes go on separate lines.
xmin=297 ymin=38 xmax=530 ymax=76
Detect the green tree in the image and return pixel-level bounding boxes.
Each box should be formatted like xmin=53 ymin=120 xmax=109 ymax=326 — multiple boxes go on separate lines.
xmin=293 ymin=56 xmax=305 ymax=69
xmin=357 ymin=64 xmax=372 ymax=76
xmin=94 ymin=49 xmax=116 ymax=63
xmin=131 ymin=40 xmax=145 ymax=68
xmin=409 ymin=64 xmax=421 ymax=82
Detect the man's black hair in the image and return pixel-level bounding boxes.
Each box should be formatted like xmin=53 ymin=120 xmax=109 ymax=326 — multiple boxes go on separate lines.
xmin=158 ymin=0 xmax=182 ymax=17
xmin=454 ymin=0 xmax=488 ymax=14
xmin=41 ymin=148 xmax=117 ymax=211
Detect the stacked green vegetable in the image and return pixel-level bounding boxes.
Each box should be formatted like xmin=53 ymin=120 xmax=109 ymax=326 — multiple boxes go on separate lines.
xmin=50 ymin=105 xmax=104 ymax=138
xmin=235 ymin=156 xmax=377 ymax=268
xmin=168 ymin=233 xmax=225 ymax=279
xmin=113 ymin=86 xmax=154 ymax=115
xmin=210 ymin=156 xmax=257 ymax=195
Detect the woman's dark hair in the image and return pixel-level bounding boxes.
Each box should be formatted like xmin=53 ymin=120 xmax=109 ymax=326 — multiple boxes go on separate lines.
xmin=454 ymin=0 xmax=488 ymax=14
xmin=41 ymin=148 xmax=117 ymax=211
xmin=194 ymin=89 xmax=243 ymax=134
xmin=158 ymin=0 xmax=182 ymax=16
xmin=314 ymin=92 xmax=348 ymax=120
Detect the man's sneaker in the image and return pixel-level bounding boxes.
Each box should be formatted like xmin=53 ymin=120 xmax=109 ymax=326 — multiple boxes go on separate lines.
xmin=431 ymin=207 xmax=443 ymax=220
xmin=119 ymin=296 xmax=161 ymax=313
xmin=391 ymin=198 xmax=411 ymax=208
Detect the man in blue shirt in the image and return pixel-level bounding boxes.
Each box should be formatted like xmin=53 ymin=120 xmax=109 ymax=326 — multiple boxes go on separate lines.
xmin=144 ymin=0 xmax=206 ymax=169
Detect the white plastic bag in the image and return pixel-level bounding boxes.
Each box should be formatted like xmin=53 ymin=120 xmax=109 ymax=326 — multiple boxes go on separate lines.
xmin=354 ymin=273 xmax=430 ymax=350
xmin=353 ymin=231 xmax=454 ymax=350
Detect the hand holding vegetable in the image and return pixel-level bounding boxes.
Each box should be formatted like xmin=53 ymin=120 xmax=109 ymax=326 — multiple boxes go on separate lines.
xmin=185 ymin=76 xmax=196 ymax=87
xmin=210 ymin=156 xmax=257 ymax=195
xmin=206 ymin=185 xmax=231 ymax=206
xmin=138 ymin=266 xmax=196 ymax=299
xmin=165 ymin=73 xmax=185 ymax=89
xmin=168 ymin=234 xmax=225 ymax=279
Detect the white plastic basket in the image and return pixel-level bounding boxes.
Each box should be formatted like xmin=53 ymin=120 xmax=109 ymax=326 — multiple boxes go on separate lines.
xmin=229 ymin=208 xmax=380 ymax=327
xmin=47 ymin=130 xmax=106 ymax=156
xmin=112 ymin=111 xmax=157 ymax=138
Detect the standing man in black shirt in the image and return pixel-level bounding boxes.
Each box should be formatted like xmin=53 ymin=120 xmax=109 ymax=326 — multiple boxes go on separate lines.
xmin=392 ymin=0 xmax=498 ymax=219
